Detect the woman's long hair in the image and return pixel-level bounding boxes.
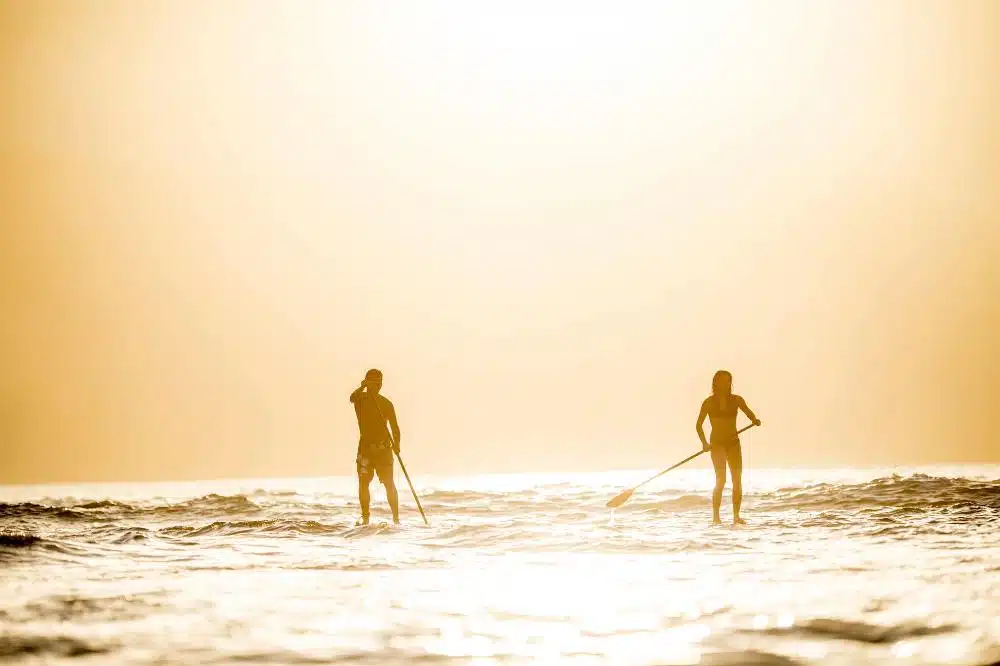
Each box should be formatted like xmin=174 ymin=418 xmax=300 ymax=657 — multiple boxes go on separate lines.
xmin=712 ymin=370 xmax=733 ymax=396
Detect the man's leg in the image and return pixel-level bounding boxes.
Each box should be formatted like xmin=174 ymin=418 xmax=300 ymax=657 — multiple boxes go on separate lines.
xmin=384 ymin=478 xmax=400 ymax=524
xmin=376 ymin=455 xmax=400 ymax=524
xmin=710 ymin=445 xmax=728 ymax=524
xmin=728 ymin=444 xmax=744 ymax=524
xmin=357 ymin=453 xmax=374 ymax=524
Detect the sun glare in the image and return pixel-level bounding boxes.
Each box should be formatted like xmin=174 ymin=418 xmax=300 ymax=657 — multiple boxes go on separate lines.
xmin=4 ymin=0 xmax=999 ymax=481
xmin=2 ymin=1 xmax=1000 ymax=664
xmin=353 ymin=2 xmax=764 ymax=134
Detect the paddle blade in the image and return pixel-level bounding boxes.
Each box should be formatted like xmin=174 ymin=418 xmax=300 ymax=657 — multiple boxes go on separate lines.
xmin=606 ymin=488 xmax=634 ymax=509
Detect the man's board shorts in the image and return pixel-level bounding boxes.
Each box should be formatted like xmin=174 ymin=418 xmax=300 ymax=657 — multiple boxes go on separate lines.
xmin=356 ymin=439 xmax=394 ymax=483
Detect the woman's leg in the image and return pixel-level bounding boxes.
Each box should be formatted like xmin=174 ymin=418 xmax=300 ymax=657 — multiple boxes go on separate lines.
xmin=728 ymin=444 xmax=744 ymax=523
xmin=710 ymin=445 xmax=728 ymax=524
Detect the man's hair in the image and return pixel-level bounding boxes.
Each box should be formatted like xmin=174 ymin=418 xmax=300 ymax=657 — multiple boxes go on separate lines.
xmin=365 ymin=368 xmax=383 ymax=380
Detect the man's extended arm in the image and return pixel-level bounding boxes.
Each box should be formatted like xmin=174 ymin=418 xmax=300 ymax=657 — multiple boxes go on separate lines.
xmin=386 ymin=402 xmax=401 ymax=453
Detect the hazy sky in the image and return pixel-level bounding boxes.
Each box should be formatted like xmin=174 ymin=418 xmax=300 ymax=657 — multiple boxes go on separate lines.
xmin=2 ymin=1 xmax=998 ymax=484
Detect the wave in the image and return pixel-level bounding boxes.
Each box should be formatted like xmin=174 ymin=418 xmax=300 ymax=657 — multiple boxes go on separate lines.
xmin=422 ymin=473 xmax=999 ymax=515
xmin=698 ymin=650 xmax=800 ymax=666
xmin=250 ymin=489 xmax=299 ymax=497
xmin=0 ymin=593 xmax=167 ymax=623
xmin=752 ymin=473 xmax=1000 ymax=513
xmin=4 ymin=518 xmax=742 ymax=551
xmin=614 ymin=473 xmax=999 ymax=514
xmin=75 ymin=499 xmax=130 ymax=510
xmin=2 ymin=475 xmax=996 ymax=532
xmin=746 ymin=617 xmax=958 ymax=644
xmin=0 ymin=533 xmax=116 ymax=561
xmin=0 ymin=493 xmax=262 ymax=521
xmin=634 ymin=494 xmax=710 ymax=512
xmin=0 ymin=635 xmax=111 ymax=659
xmin=0 ymin=531 xmax=43 ymax=548
xmin=0 ymin=502 xmax=90 ymax=521
xmin=159 ymin=519 xmax=351 ymax=538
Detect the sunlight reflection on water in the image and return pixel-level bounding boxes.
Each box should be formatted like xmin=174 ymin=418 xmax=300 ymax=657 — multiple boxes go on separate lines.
xmin=0 ymin=466 xmax=998 ymax=664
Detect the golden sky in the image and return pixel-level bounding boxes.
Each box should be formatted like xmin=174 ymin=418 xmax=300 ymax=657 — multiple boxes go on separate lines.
xmin=2 ymin=1 xmax=998 ymax=484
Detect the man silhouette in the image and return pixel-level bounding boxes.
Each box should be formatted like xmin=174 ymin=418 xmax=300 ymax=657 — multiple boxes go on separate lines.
xmin=349 ymin=369 xmax=400 ymax=525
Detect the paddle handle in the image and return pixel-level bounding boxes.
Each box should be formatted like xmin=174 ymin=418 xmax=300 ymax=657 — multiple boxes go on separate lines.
xmin=631 ymin=422 xmax=758 ymax=492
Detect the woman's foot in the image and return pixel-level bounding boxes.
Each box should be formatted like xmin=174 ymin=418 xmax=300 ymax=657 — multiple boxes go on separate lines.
xmin=733 ymin=516 xmax=746 ymax=525
xmin=712 ymin=516 xmax=723 ymax=526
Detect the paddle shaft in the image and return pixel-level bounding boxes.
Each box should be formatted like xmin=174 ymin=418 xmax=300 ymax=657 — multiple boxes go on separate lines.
xmin=628 ymin=422 xmax=757 ymax=493
xmin=394 ymin=451 xmax=428 ymax=525
xmin=365 ymin=386 xmax=429 ymax=525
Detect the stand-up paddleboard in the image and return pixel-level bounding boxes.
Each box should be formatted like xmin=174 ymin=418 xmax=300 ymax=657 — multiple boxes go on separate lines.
xmin=343 ymin=521 xmax=400 ymax=538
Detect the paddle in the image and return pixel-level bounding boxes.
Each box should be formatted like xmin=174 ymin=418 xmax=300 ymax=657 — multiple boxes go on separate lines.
xmin=393 ymin=450 xmax=428 ymax=525
xmin=606 ymin=423 xmax=757 ymax=509
xmin=367 ymin=387 xmax=429 ymax=525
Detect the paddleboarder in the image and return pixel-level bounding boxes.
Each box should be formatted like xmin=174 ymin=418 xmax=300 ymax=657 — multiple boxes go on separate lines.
xmin=696 ymin=370 xmax=761 ymax=525
xmin=349 ymin=369 xmax=401 ymax=525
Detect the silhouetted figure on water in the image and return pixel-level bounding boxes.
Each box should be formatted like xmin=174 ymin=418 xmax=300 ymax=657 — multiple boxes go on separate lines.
xmin=350 ymin=369 xmax=401 ymax=525
xmin=696 ymin=370 xmax=761 ymax=525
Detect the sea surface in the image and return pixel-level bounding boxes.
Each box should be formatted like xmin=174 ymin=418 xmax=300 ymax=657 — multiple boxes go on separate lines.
xmin=1 ymin=466 xmax=998 ymax=665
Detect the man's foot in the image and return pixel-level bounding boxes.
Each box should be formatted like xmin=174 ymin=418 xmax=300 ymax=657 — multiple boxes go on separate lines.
xmin=733 ymin=517 xmax=746 ymax=526
xmin=712 ymin=516 xmax=723 ymax=526
xmin=356 ymin=516 xmax=370 ymax=526
xmin=392 ymin=518 xmax=400 ymax=526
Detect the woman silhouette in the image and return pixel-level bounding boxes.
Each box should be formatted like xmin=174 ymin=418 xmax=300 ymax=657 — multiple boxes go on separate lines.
xmin=696 ymin=370 xmax=760 ymax=525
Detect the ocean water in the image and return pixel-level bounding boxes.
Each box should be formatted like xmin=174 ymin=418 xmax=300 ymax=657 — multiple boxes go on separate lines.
xmin=1 ymin=466 xmax=998 ymax=665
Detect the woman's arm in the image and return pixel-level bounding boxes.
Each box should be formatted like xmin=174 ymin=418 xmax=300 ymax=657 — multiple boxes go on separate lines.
xmin=738 ymin=396 xmax=761 ymax=426
xmin=696 ymin=400 xmax=711 ymax=451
